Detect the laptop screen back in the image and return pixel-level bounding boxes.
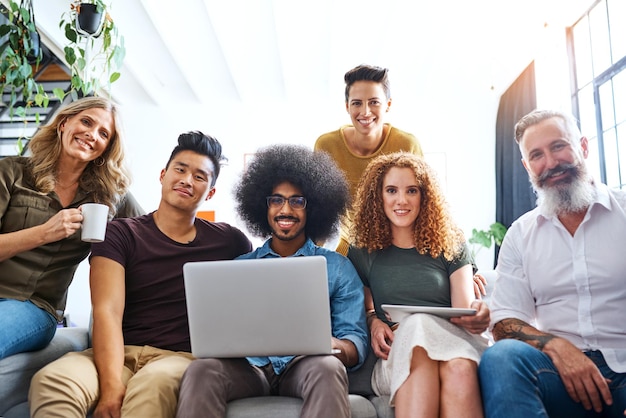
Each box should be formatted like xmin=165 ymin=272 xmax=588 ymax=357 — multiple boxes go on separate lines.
xmin=183 ymin=256 xmax=333 ymax=358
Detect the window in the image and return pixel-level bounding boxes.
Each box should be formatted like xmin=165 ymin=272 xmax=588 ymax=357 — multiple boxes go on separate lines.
xmin=568 ymin=0 xmax=626 ymax=188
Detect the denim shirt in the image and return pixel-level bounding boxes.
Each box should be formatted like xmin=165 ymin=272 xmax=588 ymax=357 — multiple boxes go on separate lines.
xmin=240 ymin=238 xmax=368 ymax=375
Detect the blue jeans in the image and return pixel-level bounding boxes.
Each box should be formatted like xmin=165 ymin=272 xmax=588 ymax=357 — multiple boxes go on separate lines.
xmin=479 ymin=339 xmax=626 ymax=418
xmin=0 ymin=298 xmax=57 ymax=360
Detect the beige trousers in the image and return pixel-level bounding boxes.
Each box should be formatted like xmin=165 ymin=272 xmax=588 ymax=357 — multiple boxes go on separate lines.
xmin=29 ymin=345 xmax=194 ymax=418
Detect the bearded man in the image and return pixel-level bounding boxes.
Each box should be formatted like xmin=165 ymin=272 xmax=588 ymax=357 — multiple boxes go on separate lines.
xmin=478 ymin=110 xmax=626 ymax=418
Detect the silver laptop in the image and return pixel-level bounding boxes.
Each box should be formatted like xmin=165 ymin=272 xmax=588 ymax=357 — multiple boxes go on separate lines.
xmin=183 ymin=255 xmax=335 ymax=358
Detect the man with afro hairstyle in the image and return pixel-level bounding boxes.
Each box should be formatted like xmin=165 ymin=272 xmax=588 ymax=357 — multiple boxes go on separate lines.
xmin=176 ymin=144 xmax=368 ymax=418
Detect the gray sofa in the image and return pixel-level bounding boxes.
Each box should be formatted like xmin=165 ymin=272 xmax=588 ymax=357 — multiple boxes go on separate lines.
xmin=1 ymin=271 xmax=497 ymax=417
xmin=0 ymin=327 xmax=90 ymax=418
xmin=0 ymin=326 xmax=393 ymax=418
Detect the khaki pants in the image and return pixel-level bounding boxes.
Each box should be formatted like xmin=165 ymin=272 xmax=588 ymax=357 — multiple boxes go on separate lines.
xmin=29 ymin=345 xmax=194 ymax=418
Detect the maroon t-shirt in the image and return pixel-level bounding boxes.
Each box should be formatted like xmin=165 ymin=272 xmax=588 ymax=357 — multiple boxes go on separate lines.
xmin=90 ymin=212 xmax=252 ymax=352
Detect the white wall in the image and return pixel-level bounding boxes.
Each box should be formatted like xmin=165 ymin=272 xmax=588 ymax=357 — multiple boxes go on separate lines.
xmin=66 ymin=92 xmax=502 ymax=327
xmin=64 ymin=23 xmax=575 ymax=328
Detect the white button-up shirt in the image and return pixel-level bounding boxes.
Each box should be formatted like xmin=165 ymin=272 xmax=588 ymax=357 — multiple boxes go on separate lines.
xmin=491 ymin=183 xmax=626 ymax=373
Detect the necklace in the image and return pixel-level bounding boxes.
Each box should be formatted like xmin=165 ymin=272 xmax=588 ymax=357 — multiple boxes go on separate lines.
xmin=55 ymin=179 xmax=79 ymax=189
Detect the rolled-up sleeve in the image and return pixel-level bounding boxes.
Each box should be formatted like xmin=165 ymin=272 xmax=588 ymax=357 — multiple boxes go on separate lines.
xmin=490 ymin=220 xmax=537 ymax=330
xmin=327 ymin=255 xmax=368 ymax=370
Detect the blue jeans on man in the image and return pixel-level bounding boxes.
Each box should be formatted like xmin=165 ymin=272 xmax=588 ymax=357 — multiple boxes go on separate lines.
xmin=0 ymin=299 xmax=57 ymax=360
xmin=479 ymin=339 xmax=626 ymax=418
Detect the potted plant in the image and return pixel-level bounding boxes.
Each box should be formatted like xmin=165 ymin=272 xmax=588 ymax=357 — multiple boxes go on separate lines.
xmin=469 ymin=221 xmax=507 ymax=260
xmin=59 ymin=0 xmax=125 ymax=100
xmin=75 ymin=2 xmax=104 ymax=37
xmin=0 ymin=0 xmax=49 ymax=152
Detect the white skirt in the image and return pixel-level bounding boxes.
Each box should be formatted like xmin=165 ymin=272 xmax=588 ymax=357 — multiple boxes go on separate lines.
xmin=371 ymin=313 xmax=488 ymax=405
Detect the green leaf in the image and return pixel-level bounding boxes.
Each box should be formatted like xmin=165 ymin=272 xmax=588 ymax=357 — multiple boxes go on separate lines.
xmin=109 ymin=72 xmax=120 ymax=83
xmin=71 ymin=74 xmax=82 ymax=89
xmin=64 ymin=46 xmax=76 ymax=65
xmin=18 ymin=6 xmax=30 ymax=25
xmin=16 ymin=137 xmax=24 ymax=154
xmin=52 ymin=88 xmax=66 ymax=101
xmin=23 ymin=41 xmax=32 ymax=56
xmin=103 ymin=31 xmax=112 ymax=50
xmin=34 ymin=92 xmax=44 ymax=106
xmin=25 ymin=76 xmax=35 ymax=94
xmin=82 ymin=80 xmax=93 ymax=95
xmin=112 ymin=45 xmax=125 ymax=68
xmin=8 ymin=31 xmax=19 ymax=49
xmin=6 ymin=69 xmax=16 ymax=84
xmin=9 ymin=91 xmax=17 ymax=108
xmin=489 ymin=222 xmax=508 ymax=246
xmin=20 ymin=64 xmax=32 ymax=78
xmin=76 ymin=57 xmax=86 ymax=71
xmin=469 ymin=222 xmax=508 ymax=259
xmin=15 ymin=106 xmax=26 ymax=118
xmin=469 ymin=229 xmax=493 ymax=248
xmin=64 ymin=23 xmax=78 ymax=43
xmin=0 ymin=25 xmax=11 ymax=37
xmin=86 ymin=0 xmax=104 ymax=14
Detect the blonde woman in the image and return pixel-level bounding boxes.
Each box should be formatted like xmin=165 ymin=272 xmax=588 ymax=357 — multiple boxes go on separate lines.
xmin=0 ymin=96 xmax=143 ymax=360
xmin=348 ymin=152 xmax=489 ymax=418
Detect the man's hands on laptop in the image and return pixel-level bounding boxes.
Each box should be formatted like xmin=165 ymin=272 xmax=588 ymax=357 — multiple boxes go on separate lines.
xmin=331 ymin=337 xmax=358 ymax=367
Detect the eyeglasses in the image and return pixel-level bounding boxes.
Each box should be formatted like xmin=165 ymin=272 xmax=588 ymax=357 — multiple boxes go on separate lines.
xmin=266 ymin=195 xmax=307 ymax=209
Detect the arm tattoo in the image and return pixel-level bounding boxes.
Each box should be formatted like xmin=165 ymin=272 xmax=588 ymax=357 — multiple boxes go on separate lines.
xmin=493 ymin=318 xmax=556 ymax=351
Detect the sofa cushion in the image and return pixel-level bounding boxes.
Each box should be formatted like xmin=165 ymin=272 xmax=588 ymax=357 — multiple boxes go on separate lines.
xmin=0 ymin=327 xmax=89 ymax=416
xmin=3 ymin=402 xmax=29 ymax=418
xmin=226 ymin=394 xmax=377 ymax=418
xmin=370 ymin=395 xmax=394 ymax=418
xmin=226 ymin=397 xmax=302 ymax=418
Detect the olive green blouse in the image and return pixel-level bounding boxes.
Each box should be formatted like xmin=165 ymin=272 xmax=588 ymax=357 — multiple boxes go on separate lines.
xmin=0 ymin=156 xmax=144 ymax=320
xmin=348 ymin=244 xmax=472 ymax=328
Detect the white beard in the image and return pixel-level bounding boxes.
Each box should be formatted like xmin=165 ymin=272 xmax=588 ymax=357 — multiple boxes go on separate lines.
xmin=531 ymin=162 xmax=596 ymax=217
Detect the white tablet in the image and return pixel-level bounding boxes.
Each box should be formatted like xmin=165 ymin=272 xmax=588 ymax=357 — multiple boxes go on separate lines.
xmin=381 ymin=304 xmax=477 ymax=322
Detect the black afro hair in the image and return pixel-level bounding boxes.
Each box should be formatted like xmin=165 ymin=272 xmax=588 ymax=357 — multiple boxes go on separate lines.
xmin=234 ymin=144 xmax=349 ymax=242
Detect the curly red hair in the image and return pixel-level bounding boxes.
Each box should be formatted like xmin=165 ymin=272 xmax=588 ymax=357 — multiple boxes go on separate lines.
xmin=350 ymin=152 xmax=465 ymax=260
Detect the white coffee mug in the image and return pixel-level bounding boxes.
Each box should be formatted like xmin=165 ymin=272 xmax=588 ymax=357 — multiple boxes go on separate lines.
xmin=81 ymin=203 xmax=109 ymax=242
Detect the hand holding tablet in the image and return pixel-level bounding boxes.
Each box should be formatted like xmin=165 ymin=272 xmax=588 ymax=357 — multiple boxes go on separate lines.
xmin=381 ymin=304 xmax=477 ymax=323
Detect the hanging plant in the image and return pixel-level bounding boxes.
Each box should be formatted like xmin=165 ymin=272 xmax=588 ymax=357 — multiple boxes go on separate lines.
xmin=0 ymin=0 xmax=48 ymax=115
xmin=59 ymin=0 xmax=125 ymax=100
xmin=75 ymin=3 xmax=104 ymax=37
xmin=0 ymin=0 xmax=49 ymax=153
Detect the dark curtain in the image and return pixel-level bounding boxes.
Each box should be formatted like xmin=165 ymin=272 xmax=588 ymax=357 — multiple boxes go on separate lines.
xmin=494 ymin=61 xmax=537 ymax=265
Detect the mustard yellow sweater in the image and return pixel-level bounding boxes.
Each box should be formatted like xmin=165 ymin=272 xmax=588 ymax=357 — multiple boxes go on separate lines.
xmin=314 ymin=124 xmax=423 ymax=254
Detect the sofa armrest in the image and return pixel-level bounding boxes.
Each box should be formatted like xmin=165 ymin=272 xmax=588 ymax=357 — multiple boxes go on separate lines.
xmin=0 ymin=327 xmax=90 ymax=415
